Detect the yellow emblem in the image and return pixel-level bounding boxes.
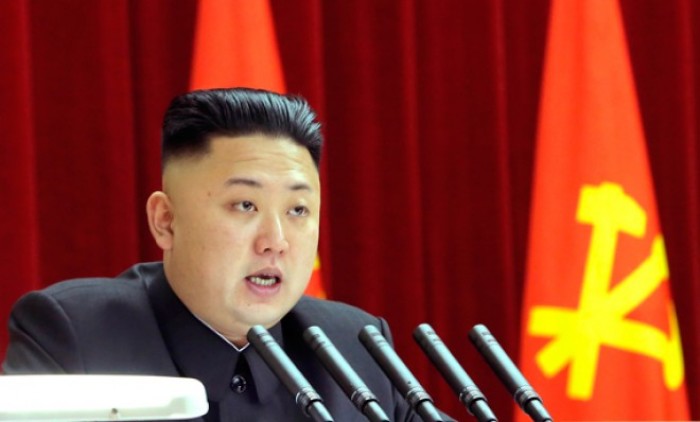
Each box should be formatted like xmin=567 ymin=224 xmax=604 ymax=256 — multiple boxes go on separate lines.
xmin=528 ymin=182 xmax=684 ymax=399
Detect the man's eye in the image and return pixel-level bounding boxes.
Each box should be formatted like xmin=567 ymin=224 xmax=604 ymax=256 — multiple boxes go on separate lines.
xmin=289 ymin=206 xmax=309 ymax=217
xmin=234 ymin=201 xmax=256 ymax=212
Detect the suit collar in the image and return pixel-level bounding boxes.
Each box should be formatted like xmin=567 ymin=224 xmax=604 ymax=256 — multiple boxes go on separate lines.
xmin=142 ymin=263 xmax=284 ymax=404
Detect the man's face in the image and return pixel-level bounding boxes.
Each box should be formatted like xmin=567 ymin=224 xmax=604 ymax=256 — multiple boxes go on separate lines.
xmin=158 ymin=135 xmax=320 ymax=345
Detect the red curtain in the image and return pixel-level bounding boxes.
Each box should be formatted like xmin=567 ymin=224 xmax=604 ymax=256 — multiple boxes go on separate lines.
xmin=2 ymin=1 xmax=699 ymax=420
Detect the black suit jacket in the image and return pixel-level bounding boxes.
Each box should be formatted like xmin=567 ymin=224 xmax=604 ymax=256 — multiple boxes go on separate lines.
xmin=3 ymin=263 xmax=444 ymax=421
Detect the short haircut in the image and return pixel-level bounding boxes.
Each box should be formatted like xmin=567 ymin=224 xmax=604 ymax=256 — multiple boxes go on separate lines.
xmin=161 ymin=87 xmax=323 ymax=170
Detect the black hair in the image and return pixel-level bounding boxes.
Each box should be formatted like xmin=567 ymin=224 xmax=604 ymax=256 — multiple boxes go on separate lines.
xmin=161 ymin=87 xmax=322 ymax=169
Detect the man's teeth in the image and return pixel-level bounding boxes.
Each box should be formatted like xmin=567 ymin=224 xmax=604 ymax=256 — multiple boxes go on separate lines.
xmin=249 ymin=276 xmax=278 ymax=286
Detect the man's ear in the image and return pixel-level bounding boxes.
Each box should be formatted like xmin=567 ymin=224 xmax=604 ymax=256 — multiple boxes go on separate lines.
xmin=146 ymin=191 xmax=174 ymax=251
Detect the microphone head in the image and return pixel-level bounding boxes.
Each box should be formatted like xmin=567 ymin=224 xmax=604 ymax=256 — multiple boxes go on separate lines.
xmin=247 ymin=324 xmax=270 ymax=342
xmin=413 ymin=323 xmax=442 ymax=349
xmin=359 ymin=325 xmax=390 ymax=352
xmin=303 ymin=325 xmax=325 ymax=351
xmin=468 ymin=324 xmax=491 ymax=345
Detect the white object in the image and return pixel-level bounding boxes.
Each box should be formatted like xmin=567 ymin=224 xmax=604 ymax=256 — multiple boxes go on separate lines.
xmin=0 ymin=375 xmax=208 ymax=421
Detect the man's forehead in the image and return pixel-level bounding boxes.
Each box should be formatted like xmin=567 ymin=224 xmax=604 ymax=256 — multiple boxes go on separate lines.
xmin=166 ymin=135 xmax=306 ymax=164
xmin=162 ymin=135 xmax=318 ymax=190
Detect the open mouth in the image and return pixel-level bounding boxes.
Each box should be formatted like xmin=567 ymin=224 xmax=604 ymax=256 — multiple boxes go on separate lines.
xmin=246 ymin=275 xmax=280 ymax=287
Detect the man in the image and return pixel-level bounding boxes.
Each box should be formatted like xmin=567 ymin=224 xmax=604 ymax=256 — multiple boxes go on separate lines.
xmin=3 ymin=88 xmax=446 ymax=421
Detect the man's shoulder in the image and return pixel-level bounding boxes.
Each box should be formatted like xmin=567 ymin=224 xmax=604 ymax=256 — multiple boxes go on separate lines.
xmin=295 ymin=295 xmax=372 ymax=313
xmin=290 ymin=296 xmax=382 ymax=330
xmin=31 ymin=262 xmax=163 ymax=303
xmin=5 ymin=262 xmax=177 ymax=374
xmin=12 ymin=262 xmax=165 ymax=328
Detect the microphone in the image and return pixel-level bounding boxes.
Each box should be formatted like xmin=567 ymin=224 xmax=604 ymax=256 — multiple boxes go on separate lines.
xmin=468 ymin=324 xmax=552 ymax=422
xmin=359 ymin=325 xmax=444 ymax=422
xmin=303 ymin=326 xmax=390 ymax=422
xmin=413 ymin=323 xmax=497 ymax=422
xmin=247 ymin=325 xmax=334 ymax=422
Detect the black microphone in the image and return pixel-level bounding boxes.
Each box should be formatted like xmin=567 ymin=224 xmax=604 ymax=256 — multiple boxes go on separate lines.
xmin=247 ymin=325 xmax=334 ymax=422
xmin=303 ymin=326 xmax=390 ymax=422
xmin=468 ymin=324 xmax=553 ymax=422
xmin=359 ymin=325 xmax=444 ymax=422
xmin=413 ymin=323 xmax=497 ymax=422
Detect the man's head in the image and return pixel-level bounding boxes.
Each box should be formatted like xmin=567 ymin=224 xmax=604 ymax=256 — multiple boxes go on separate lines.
xmin=146 ymin=88 xmax=323 ymax=346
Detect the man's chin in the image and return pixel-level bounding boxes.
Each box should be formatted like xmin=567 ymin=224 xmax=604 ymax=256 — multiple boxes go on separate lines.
xmin=238 ymin=309 xmax=286 ymax=332
xmin=232 ymin=296 xmax=301 ymax=335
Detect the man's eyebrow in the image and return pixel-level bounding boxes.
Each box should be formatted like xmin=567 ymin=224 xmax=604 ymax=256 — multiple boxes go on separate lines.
xmin=289 ymin=182 xmax=313 ymax=192
xmin=224 ymin=177 xmax=262 ymax=188
xmin=224 ymin=177 xmax=314 ymax=192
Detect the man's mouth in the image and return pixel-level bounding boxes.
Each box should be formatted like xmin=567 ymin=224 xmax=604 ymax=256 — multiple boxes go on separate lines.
xmin=247 ymin=275 xmax=280 ymax=287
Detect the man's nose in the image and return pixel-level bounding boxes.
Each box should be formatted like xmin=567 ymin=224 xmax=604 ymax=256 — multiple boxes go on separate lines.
xmin=254 ymin=214 xmax=289 ymax=255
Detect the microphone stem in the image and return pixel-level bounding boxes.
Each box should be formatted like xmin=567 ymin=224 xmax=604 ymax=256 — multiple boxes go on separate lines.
xmin=363 ymin=401 xmax=391 ymax=422
xmin=415 ymin=401 xmax=444 ymax=422
xmin=307 ymin=401 xmax=334 ymax=422
xmin=523 ymin=399 xmax=552 ymax=422
xmin=470 ymin=400 xmax=498 ymax=422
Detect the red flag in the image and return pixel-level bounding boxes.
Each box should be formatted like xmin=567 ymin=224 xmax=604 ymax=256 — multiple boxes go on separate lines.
xmin=190 ymin=0 xmax=284 ymax=91
xmin=519 ymin=0 xmax=689 ymax=419
xmin=306 ymin=256 xmax=326 ymax=299
xmin=190 ymin=0 xmax=326 ymax=298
